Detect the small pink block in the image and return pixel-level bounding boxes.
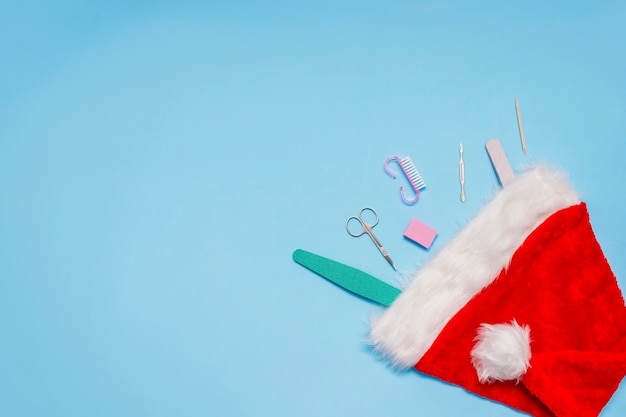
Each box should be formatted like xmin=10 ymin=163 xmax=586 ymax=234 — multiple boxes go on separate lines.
xmin=404 ymin=218 xmax=437 ymax=249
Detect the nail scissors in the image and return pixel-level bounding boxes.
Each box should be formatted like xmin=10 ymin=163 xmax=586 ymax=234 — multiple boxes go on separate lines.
xmin=346 ymin=207 xmax=396 ymax=270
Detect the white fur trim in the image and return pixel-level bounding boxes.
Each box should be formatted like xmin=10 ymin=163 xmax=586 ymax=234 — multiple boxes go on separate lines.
xmin=370 ymin=165 xmax=580 ymax=369
xmin=471 ymin=320 xmax=531 ymax=383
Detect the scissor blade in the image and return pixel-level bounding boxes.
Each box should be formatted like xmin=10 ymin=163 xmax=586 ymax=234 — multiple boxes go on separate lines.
xmin=293 ymin=249 xmax=401 ymax=307
xmin=365 ymin=229 xmax=397 ymax=270
xmin=384 ymin=254 xmax=397 ymax=271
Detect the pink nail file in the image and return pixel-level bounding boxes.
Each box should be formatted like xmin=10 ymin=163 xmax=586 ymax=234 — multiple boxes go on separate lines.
xmin=486 ymin=139 xmax=515 ymax=187
xmin=404 ymin=218 xmax=438 ymax=249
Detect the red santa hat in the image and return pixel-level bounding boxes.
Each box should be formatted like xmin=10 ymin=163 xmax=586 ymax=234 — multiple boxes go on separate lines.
xmin=370 ymin=165 xmax=626 ymax=417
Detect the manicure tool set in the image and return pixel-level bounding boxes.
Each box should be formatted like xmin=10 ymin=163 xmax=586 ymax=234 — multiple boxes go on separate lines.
xmin=299 ymin=98 xmax=529 ymax=274
xmin=296 ymin=134 xmax=524 ymax=305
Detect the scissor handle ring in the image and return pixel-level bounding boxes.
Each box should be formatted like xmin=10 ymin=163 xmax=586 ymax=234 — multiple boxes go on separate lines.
xmin=345 ymin=216 xmax=365 ymax=237
xmin=359 ymin=207 xmax=379 ymax=227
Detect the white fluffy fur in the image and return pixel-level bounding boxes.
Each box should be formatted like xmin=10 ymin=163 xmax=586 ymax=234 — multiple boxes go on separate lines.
xmin=369 ymin=165 xmax=580 ymax=369
xmin=471 ymin=320 xmax=531 ymax=383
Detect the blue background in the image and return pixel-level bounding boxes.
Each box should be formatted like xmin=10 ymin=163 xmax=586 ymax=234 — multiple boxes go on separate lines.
xmin=1 ymin=2 xmax=625 ymax=416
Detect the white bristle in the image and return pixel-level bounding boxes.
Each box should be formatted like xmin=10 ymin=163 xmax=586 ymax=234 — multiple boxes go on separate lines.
xmin=401 ymin=157 xmax=426 ymax=190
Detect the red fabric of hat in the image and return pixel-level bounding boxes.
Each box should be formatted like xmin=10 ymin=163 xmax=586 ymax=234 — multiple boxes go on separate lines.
xmin=370 ymin=165 xmax=626 ymax=417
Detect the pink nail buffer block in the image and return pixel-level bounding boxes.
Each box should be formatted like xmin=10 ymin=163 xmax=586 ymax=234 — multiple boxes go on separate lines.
xmin=404 ymin=218 xmax=438 ymax=249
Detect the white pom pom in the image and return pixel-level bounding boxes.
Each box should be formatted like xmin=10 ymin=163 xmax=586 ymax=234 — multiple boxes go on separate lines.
xmin=470 ymin=320 xmax=531 ymax=383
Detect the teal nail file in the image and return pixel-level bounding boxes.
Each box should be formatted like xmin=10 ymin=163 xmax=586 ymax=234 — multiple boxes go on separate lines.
xmin=292 ymin=249 xmax=401 ymax=307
